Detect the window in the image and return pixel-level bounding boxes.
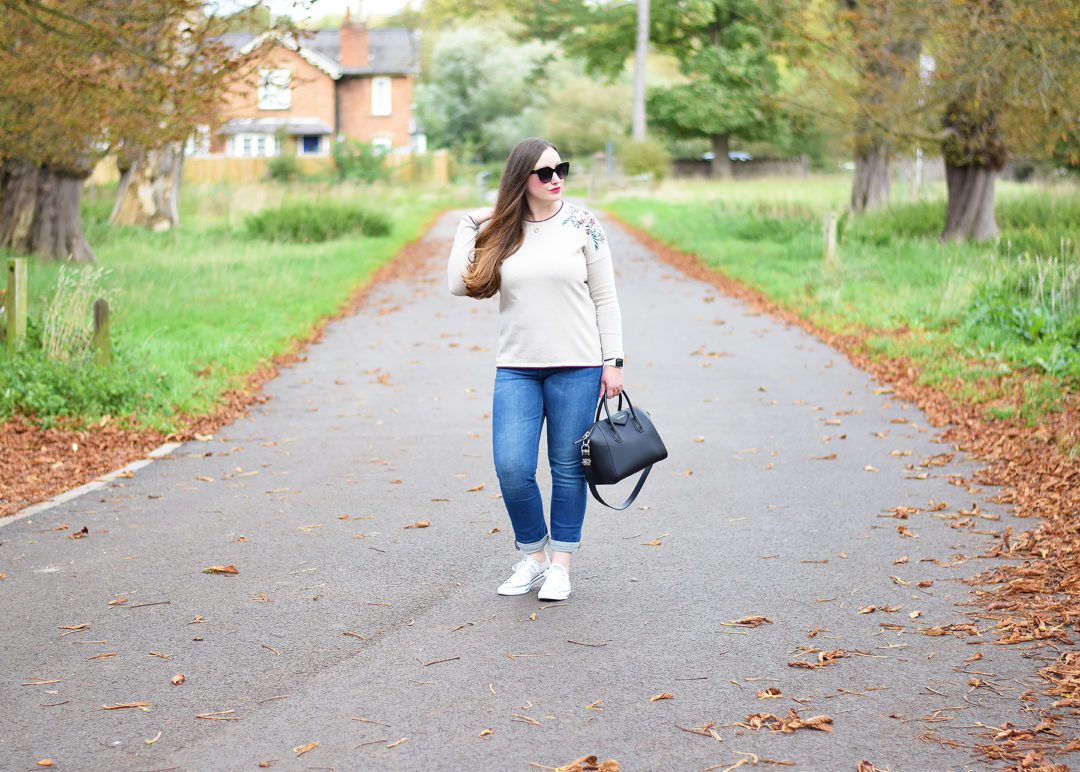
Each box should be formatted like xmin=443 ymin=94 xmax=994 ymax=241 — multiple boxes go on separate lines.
xmin=371 ymin=134 xmax=393 ymax=153
xmin=299 ymin=135 xmax=323 ymax=155
xmin=258 ymin=68 xmax=291 ymax=110
xmin=227 ymin=133 xmax=281 ymax=157
xmin=371 ymin=76 xmax=391 ymax=116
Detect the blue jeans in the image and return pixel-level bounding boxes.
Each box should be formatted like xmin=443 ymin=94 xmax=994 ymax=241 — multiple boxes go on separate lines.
xmin=492 ymin=366 xmax=602 ymax=553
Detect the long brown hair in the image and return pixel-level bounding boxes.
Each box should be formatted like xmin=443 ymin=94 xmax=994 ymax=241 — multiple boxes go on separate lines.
xmin=462 ymin=138 xmax=555 ymax=298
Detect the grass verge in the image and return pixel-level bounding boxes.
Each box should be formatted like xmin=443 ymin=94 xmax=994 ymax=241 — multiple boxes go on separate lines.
xmin=602 ymin=176 xmax=1079 ymax=451
xmin=1 ymin=181 xmax=468 ymax=432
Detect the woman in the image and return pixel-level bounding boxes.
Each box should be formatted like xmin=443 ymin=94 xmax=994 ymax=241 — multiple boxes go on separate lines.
xmin=447 ymin=138 xmax=624 ymax=601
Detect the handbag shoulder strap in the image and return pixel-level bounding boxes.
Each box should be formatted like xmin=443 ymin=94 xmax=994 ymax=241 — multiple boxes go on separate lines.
xmin=587 ymin=464 xmax=653 ymax=511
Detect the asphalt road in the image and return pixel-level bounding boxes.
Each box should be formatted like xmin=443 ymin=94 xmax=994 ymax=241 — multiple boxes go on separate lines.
xmin=1 ymin=210 xmax=1069 ymax=772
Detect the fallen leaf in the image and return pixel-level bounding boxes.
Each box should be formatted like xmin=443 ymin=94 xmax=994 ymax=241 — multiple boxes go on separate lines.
xmin=386 ymin=738 xmax=408 ymax=748
xmin=103 ymin=702 xmax=150 ymax=710
xmin=204 ymin=564 xmax=238 ymax=575
xmin=650 ymin=692 xmax=675 ymax=701
xmin=36 ymin=761 xmax=52 ymax=767
xmin=293 ymin=741 xmax=319 ymax=756
xmin=479 ymin=728 xmax=494 ymax=739
xmin=810 ymin=453 xmax=837 ymax=460
xmin=726 ymin=616 xmax=773 ymax=627
xmin=145 ymin=731 xmax=161 ymax=745
xmin=68 ymin=526 xmax=89 ymax=539
xmin=756 ymin=687 xmax=783 ymax=699
xmin=466 ymin=483 xmax=485 ymax=492
xmin=640 ymin=540 xmax=663 ymax=546
xmin=488 ymin=527 xmax=500 ymax=534
xmin=88 ymin=652 xmax=117 ymax=660
xmin=400 ymin=520 xmax=430 ymax=529
xmin=171 ymin=674 xmax=185 ymax=685
xmin=598 ymin=762 xmax=620 ymax=772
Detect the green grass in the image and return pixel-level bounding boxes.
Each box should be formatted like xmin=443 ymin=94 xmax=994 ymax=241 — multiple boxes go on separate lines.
xmin=603 ymin=176 xmax=1080 ymax=429
xmin=1 ymin=181 xmax=470 ymax=430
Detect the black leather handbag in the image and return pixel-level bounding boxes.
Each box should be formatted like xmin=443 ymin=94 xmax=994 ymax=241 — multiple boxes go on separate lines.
xmin=575 ymin=389 xmax=668 ymax=510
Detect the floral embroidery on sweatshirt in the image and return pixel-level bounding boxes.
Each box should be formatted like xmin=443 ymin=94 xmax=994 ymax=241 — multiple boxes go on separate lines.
xmin=561 ymin=205 xmax=606 ymax=251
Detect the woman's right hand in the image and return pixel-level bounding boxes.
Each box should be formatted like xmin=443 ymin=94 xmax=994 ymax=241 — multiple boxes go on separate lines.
xmin=469 ymin=206 xmax=495 ymax=225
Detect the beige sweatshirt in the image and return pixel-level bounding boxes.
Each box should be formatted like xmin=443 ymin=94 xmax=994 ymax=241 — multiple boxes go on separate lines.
xmin=447 ymin=202 xmax=623 ymax=367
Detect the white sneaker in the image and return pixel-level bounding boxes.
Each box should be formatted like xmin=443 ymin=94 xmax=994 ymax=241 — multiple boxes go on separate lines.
xmin=537 ymin=564 xmax=571 ymax=601
xmin=496 ymin=557 xmax=549 ymax=596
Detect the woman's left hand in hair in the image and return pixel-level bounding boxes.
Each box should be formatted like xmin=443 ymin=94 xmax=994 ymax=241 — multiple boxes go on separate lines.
xmin=600 ymin=366 xmax=623 ymax=399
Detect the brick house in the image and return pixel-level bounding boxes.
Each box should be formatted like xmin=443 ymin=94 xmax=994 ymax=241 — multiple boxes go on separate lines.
xmin=195 ymin=15 xmax=422 ymax=159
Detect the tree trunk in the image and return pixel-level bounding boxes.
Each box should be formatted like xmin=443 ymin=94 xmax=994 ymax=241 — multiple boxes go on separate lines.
xmin=631 ymin=0 xmax=649 ymax=141
xmin=850 ymin=135 xmax=890 ymax=212
xmin=941 ymin=162 xmax=998 ymax=241
xmin=109 ymin=142 xmax=184 ymax=231
xmin=710 ymin=133 xmax=732 ymax=178
xmin=0 ymin=160 xmax=95 ymax=261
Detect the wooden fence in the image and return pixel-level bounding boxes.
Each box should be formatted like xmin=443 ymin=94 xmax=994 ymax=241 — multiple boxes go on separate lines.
xmin=89 ymin=149 xmax=448 ymax=187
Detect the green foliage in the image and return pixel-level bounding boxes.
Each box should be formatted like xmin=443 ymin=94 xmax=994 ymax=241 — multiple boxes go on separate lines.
xmin=414 ymin=23 xmax=550 ymax=159
xmin=618 ymin=138 xmax=671 ymax=180
xmin=246 ymin=201 xmax=392 ymax=242
xmin=332 ymin=139 xmax=389 ymax=183
xmin=542 ymin=75 xmax=632 ymax=158
xmin=0 ymin=346 xmax=172 ymax=428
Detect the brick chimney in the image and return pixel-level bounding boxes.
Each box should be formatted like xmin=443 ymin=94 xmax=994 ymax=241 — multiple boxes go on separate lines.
xmin=339 ymin=9 xmax=369 ymax=67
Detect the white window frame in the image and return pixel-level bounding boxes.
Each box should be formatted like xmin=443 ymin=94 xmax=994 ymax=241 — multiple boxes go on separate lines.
xmin=371 ymin=76 xmax=392 ymax=116
xmin=370 ymin=134 xmax=393 ymax=153
xmin=258 ymin=68 xmax=291 ymax=110
xmin=227 ymin=133 xmax=281 ymax=157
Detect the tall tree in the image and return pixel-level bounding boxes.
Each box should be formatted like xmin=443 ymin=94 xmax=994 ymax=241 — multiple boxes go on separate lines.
xmin=648 ymin=0 xmax=788 ymax=177
xmin=0 ymin=0 xmax=274 ymax=260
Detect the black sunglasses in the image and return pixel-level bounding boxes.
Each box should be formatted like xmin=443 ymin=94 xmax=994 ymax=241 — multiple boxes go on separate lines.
xmin=530 ymin=161 xmax=569 ymax=184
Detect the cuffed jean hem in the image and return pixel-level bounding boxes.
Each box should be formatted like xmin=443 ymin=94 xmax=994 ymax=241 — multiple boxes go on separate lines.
xmin=515 ymin=535 xmax=549 ymax=554
xmin=549 ymin=539 xmax=580 ymax=553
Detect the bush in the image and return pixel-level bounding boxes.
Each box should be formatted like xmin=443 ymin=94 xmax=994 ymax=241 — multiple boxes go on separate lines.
xmin=618 ymin=138 xmax=671 ymax=181
xmin=333 ymin=139 xmax=388 ymax=183
xmin=245 ymin=200 xmax=392 ymax=242
xmin=0 ymin=347 xmax=173 ymax=426
xmin=266 ymin=152 xmax=300 ymax=182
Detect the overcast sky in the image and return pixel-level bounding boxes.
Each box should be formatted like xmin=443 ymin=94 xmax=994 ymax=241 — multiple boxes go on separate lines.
xmin=261 ymin=0 xmax=413 ymax=20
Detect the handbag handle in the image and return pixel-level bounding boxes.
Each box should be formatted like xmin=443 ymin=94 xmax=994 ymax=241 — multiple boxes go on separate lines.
xmin=586 ymin=389 xmax=651 ymax=510
xmin=586 ymin=464 xmax=653 ymax=511
xmin=594 ymin=390 xmax=645 ymax=439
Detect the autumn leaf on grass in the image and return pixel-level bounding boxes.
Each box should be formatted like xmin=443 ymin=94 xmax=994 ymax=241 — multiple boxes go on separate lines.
xmin=203 ymin=564 xmax=238 ymax=575
xmin=726 ymin=615 xmax=773 ymax=628
xmin=294 ymin=741 xmax=318 ymax=757
xmin=650 ymin=692 xmax=674 ymax=702
xmin=400 ymin=520 xmax=430 ymax=529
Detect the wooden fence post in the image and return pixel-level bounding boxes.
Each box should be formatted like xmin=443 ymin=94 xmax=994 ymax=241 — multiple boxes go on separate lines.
xmin=6 ymin=257 xmax=27 ymax=354
xmin=823 ymin=211 xmax=839 ymax=270
xmin=93 ymin=297 xmax=110 ymax=366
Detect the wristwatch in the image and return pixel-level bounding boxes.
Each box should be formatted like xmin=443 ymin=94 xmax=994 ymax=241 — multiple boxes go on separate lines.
xmin=605 ymin=358 xmax=624 ymax=368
